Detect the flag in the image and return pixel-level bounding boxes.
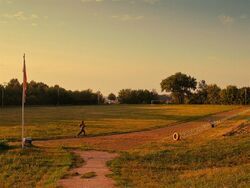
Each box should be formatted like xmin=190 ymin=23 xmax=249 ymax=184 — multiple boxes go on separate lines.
xmin=23 ymin=54 xmax=27 ymax=103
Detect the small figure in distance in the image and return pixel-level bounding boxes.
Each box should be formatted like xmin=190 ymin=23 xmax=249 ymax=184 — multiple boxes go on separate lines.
xmin=209 ymin=120 xmax=215 ymax=128
xmin=77 ymin=120 xmax=86 ymax=137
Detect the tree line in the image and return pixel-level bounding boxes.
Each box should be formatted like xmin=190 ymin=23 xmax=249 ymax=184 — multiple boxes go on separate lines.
xmin=0 ymin=79 xmax=104 ymax=106
xmin=0 ymin=74 xmax=249 ymax=106
xmin=0 ymin=79 xmax=158 ymax=106
xmin=161 ymin=72 xmax=249 ymax=105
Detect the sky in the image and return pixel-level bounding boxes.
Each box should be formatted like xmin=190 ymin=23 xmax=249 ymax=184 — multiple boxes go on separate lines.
xmin=0 ymin=0 xmax=250 ymax=95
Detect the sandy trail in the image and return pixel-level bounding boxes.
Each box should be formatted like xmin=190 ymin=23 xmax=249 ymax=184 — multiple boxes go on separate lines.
xmin=35 ymin=107 xmax=249 ymax=151
xmin=58 ymin=151 xmax=118 ymax=188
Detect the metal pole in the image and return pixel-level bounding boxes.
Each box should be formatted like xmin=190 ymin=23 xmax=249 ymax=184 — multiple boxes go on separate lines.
xmin=22 ymin=81 xmax=25 ymax=148
xmin=22 ymin=54 xmax=25 ymax=149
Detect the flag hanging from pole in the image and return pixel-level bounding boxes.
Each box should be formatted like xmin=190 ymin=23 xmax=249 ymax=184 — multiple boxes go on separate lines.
xmin=23 ymin=54 xmax=27 ymax=103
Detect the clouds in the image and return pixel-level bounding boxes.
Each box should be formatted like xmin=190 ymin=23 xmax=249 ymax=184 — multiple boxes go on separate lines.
xmin=0 ymin=0 xmax=12 ymax=4
xmin=142 ymin=0 xmax=160 ymax=4
xmin=2 ymin=11 xmax=39 ymax=21
xmin=218 ymin=15 xmax=234 ymax=25
xmin=112 ymin=14 xmax=144 ymax=21
xmin=0 ymin=11 xmax=44 ymax=26
xmin=240 ymin=14 xmax=248 ymax=19
xmin=80 ymin=0 xmax=160 ymax=4
xmin=218 ymin=14 xmax=248 ymax=26
xmin=80 ymin=0 xmax=149 ymax=22
xmin=81 ymin=0 xmax=104 ymax=2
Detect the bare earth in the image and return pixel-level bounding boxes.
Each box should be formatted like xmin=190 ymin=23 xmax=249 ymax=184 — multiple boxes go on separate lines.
xmin=58 ymin=151 xmax=118 ymax=188
xmin=34 ymin=107 xmax=249 ymax=188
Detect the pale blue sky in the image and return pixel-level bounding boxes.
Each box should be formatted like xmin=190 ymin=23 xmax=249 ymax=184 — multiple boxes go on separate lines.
xmin=0 ymin=0 xmax=250 ymax=95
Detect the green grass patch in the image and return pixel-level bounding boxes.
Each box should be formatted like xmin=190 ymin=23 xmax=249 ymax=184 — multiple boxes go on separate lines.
xmin=69 ymin=152 xmax=85 ymax=169
xmin=0 ymin=147 xmax=72 ymax=188
xmin=81 ymin=172 xmax=97 ymax=179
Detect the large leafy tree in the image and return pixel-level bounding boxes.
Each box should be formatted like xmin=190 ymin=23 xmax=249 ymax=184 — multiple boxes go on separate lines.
xmin=237 ymin=87 xmax=250 ymax=105
xmin=160 ymin=72 xmax=197 ymax=104
xmin=206 ymin=84 xmax=221 ymax=104
xmin=191 ymin=80 xmax=208 ymax=104
xmin=5 ymin=79 xmax=22 ymax=105
xmin=108 ymin=93 xmax=117 ymax=101
xmin=118 ymin=89 xmax=158 ymax=104
xmin=220 ymin=85 xmax=239 ymax=104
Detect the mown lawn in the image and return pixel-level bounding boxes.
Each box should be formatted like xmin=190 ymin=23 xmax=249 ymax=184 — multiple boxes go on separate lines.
xmin=0 ymin=105 xmax=247 ymax=187
xmin=0 ymin=105 xmax=238 ymax=141
xmin=0 ymin=146 xmax=72 ymax=188
xmin=108 ymin=111 xmax=250 ymax=188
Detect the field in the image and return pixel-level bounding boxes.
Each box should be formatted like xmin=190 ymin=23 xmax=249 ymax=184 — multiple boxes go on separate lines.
xmin=109 ymin=111 xmax=250 ymax=187
xmin=0 ymin=105 xmax=237 ymax=141
xmin=0 ymin=105 xmax=249 ymax=188
xmin=0 ymin=147 xmax=71 ymax=188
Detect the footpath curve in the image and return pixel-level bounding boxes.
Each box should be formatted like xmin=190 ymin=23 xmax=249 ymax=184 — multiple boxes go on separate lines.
xmin=36 ymin=107 xmax=249 ymax=188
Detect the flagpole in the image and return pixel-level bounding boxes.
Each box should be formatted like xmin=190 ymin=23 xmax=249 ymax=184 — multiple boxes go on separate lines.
xmin=22 ymin=54 xmax=25 ymax=149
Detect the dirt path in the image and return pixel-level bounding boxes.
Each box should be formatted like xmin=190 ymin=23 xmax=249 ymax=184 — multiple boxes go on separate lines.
xmin=58 ymin=151 xmax=118 ymax=188
xmin=36 ymin=107 xmax=249 ymax=188
xmin=35 ymin=107 xmax=249 ymax=151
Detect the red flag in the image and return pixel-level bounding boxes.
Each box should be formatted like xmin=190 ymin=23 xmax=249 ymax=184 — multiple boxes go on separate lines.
xmin=23 ymin=54 xmax=27 ymax=102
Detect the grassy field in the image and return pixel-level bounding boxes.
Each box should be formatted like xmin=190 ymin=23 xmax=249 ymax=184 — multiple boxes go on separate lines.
xmin=0 ymin=147 xmax=72 ymax=188
xmin=108 ymin=111 xmax=250 ymax=188
xmin=0 ymin=105 xmax=238 ymax=141
xmin=0 ymin=105 xmax=247 ymax=188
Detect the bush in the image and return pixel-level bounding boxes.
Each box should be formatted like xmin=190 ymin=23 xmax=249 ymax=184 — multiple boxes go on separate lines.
xmin=0 ymin=140 xmax=9 ymax=150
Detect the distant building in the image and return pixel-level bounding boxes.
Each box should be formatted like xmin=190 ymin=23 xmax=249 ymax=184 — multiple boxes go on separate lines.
xmin=104 ymin=97 xmax=119 ymax=105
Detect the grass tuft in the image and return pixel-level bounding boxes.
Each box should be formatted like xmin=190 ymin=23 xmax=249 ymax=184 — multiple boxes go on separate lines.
xmin=81 ymin=172 xmax=97 ymax=179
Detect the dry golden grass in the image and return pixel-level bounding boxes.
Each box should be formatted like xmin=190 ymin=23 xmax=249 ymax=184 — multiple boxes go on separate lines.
xmin=0 ymin=105 xmax=237 ymax=141
xmin=108 ymin=108 xmax=250 ymax=188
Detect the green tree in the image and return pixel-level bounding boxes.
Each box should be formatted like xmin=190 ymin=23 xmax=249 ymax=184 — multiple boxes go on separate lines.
xmin=108 ymin=93 xmax=117 ymax=101
xmin=26 ymin=81 xmax=49 ymax=105
xmin=206 ymin=84 xmax=221 ymax=104
xmin=0 ymin=84 xmax=3 ymax=106
xmin=118 ymin=89 xmax=135 ymax=104
xmin=220 ymin=85 xmax=239 ymax=104
xmin=188 ymin=80 xmax=208 ymax=104
xmin=237 ymin=87 xmax=250 ymax=105
xmin=197 ymin=80 xmax=208 ymax=104
xmin=160 ymin=72 xmax=197 ymax=104
xmin=118 ymin=89 xmax=158 ymax=104
xmin=5 ymin=79 xmax=22 ymax=105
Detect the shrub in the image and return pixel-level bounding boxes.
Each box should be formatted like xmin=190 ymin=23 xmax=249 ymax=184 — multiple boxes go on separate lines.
xmin=0 ymin=140 xmax=9 ymax=150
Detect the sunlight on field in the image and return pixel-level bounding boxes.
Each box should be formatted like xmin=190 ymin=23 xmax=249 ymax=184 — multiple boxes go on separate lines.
xmin=0 ymin=106 xmax=248 ymax=187
xmin=0 ymin=147 xmax=71 ymax=188
xmin=108 ymin=109 xmax=250 ymax=188
xmin=0 ymin=105 xmax=238 ymax=140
